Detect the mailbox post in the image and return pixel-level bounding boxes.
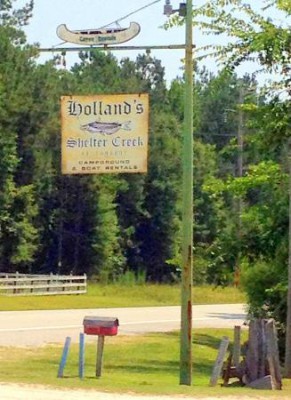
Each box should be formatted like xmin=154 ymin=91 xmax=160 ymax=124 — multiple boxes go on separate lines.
xmin=83 ymin=316 xmax=119 ymax=377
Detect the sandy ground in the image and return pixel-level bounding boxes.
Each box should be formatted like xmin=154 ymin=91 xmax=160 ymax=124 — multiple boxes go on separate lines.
xmin=0 ymin=383 xmax=290 ymax=400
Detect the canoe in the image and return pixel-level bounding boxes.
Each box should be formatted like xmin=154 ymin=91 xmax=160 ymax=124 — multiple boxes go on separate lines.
xmin=56 ymin=22 xmax=141 ymax=45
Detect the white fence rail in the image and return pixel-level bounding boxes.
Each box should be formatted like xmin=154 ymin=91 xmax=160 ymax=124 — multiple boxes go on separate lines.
xmin=0 ymin=273 xmax=87 ymax=296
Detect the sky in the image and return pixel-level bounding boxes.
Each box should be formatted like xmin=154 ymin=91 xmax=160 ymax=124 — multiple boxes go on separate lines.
xmin=20 ymin=0 xmax=193 ymax=82
xmin=16 ymin=0 xmax=287 ymax=85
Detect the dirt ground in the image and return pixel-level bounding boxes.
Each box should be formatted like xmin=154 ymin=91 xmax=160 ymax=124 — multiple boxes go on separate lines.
xmin=0 ymin=383 xmax=290 ymax=400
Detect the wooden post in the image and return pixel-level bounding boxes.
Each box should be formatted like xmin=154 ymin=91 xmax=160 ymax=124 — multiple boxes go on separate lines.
xmin=209 ymin=336 xmax=229 ymax=386
xmin=258 ymin=319 xmax=267 ymax=379
xmin=57 ymin=336 xmax=71 ymax=378
xmin=13 ymin=271 xmax=18 ymax=294
xmin=266 ymin=319 xmax=282 ymax=390
xmin=96 ymin=335 xmax=105 ymax=377
xmin=246 ymin=319 xmax=268 ymax=383
xmin=79 ymin=333 xmax=85 ymax=379
xmin=180 ymin=0 xmax=194 ymax=386
xmin=233 ymin=325 xmax=241 ymax=368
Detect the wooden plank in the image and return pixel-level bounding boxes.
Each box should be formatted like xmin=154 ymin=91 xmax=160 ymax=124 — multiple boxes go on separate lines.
xmin=246 ymin=320 xmax=260 ymax=382
xmin=266 ymin=319 xmax=282 ymax=390
xmin=209 ymin=336 xmax=229 ymax=386
xmin=2 ymin=289 xmax=87 ymax=296
xmin=0 ymin=283 xmax=86 ymax=290
xmin=0 ymin=276 xmax=86 ymax=283
xmin=258 ymin=319 xmax=267 ymax=378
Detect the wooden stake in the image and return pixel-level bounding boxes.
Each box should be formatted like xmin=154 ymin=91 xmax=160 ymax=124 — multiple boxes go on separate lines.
xmin=96 ymin=335 xmax=105 ymax=377
xmin=79 ymin=333 xmax=85 ymax=379
xmin=233 ymin=325 xmax=241 ymax=368
xmin=209 ymin=336 xmax=229 ymax=386
xmin=57 ymin=336 xmax=71 ymax=378
xmin=266 ymin=319 xmax=282 ymax=390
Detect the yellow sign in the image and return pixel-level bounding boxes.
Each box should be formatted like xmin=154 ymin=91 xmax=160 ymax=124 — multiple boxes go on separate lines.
xmin=61 ymin=94 xmax=149 ymax=174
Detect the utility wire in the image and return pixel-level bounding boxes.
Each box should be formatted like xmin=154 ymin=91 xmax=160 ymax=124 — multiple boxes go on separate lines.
xmin=99 ymin=0 xmax=162 ymax=28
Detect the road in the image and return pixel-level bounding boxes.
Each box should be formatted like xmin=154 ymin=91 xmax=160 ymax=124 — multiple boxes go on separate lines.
xmin=0 ymin=304 xmax=247 ymax=346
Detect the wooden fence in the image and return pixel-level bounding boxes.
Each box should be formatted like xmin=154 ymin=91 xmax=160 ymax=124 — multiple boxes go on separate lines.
xmin=0 ymin=273 xmax=87 ymax=296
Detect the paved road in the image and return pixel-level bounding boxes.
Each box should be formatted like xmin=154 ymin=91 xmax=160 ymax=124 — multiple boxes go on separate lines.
xmin=0 ymin=304 xmax=246 ymax=346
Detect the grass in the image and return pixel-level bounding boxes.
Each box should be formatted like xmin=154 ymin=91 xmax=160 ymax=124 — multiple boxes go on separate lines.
xmin=0 ymin=284 xmax=246 ymax=311
xmin=0 ymin=285 xmax=288 ymax=398
xmin=0 ymin=328 xmax=290 ymax=398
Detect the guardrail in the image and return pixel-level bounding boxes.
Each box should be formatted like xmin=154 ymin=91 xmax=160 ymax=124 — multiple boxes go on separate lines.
xmin=0 ymin=273 xmax=87 ymax=296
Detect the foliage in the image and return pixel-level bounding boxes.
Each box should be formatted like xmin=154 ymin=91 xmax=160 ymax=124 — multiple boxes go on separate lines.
xmin=0 ymin=25 xmax=39 ymax=271
xmin=240 ymin=258 xmax=288 ymax=358
xmin=166 ymin=0 xmax=291 ymax=96
xmin=241 ymin=258 xmax=287 ymax=319
xmin=276 ymin=0 xmax=291 ymax=13
xmin=91 ymin=176 xmax=126 ymax=282
xmin=0 ymin=0 xmax=33 ymax=27
xmin=137 ymin=109 xmax=182 ymax=282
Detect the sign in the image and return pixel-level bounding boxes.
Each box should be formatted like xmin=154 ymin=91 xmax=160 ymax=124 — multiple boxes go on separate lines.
xmin=56 ymin=22 xmax=141 ymax=46
xmin=61 ymin=94 xmax=149 ymax=174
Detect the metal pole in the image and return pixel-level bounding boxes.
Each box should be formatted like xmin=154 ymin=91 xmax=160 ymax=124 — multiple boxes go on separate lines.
xmin=235 ymin=88 xmax=244 ymax=287
xmin=180 ymin=0 xmax=193 ymax=386
xmin=285 ymin=137 xmax=291 ymax=377
xmin=38 ymin=44 xmax=187 ymax=53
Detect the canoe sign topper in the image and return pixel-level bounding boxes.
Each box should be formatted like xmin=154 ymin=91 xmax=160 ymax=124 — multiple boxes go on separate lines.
xmin=56 ymin=22 xmax=141 ymax=46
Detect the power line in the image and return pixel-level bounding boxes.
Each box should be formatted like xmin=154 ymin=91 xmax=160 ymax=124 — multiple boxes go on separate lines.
xmin=99 ymin=0 xmax=162 ymax=28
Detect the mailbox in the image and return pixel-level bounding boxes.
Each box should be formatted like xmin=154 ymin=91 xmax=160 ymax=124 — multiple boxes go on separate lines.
xmin=83 ymin=316 xmax=119 ymax=336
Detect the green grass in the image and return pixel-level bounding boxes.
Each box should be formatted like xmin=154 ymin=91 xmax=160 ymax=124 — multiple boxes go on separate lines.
xmin=0 ymin=284 xmax=246 ymax=311
xmin=0 ymin=328 xmax=290 ymax=398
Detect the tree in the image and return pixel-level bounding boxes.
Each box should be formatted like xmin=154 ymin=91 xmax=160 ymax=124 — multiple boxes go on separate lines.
xmin=166 ymin=0 xmax=290 ymax=95
xmin=120 ymin=52 xmax=183 ymax=282
xmin=90 ymin=176 xmax=126 ymax=282
xmin=137 ymin=110 xmax=182 ymax=282
xmin=0 ymin=0 xmax=33 ymax=28
xmin=0 ymin=25 xmax=39 ymax=272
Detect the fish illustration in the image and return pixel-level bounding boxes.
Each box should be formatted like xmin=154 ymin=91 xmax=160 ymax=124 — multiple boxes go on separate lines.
xmin=80 ymin=120 xmax=132 ymax=135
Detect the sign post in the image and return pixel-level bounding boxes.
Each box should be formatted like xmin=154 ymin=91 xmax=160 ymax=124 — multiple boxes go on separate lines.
xmin=180 ymin=0 xmax=193 ymax=386
xmin=49 ymin=0 xmax=194 ymax=385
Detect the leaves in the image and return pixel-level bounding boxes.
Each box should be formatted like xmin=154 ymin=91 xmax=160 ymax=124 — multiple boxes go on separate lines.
xmin=167 ymin=1 xmax=291 ymax=96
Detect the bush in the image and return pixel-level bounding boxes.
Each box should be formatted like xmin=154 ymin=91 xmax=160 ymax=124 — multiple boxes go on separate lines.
xmin=240 ymin=258 xmax=288 ymax=360
xmin=241 ymin=259 xmax=287 ymax=317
